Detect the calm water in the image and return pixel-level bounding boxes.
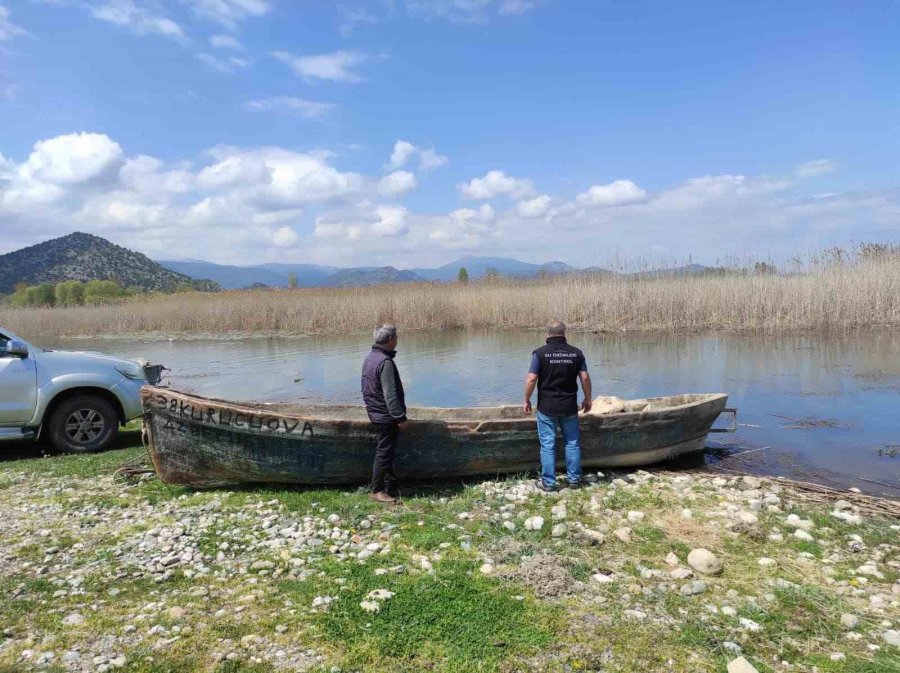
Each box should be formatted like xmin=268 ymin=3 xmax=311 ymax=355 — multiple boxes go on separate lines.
xmin=49 ymin=331 xmax=900 ymax=496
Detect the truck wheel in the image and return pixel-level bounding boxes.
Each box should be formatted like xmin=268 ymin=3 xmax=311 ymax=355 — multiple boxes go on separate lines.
xmin=47 ymin=395 xmax=119 ymax=454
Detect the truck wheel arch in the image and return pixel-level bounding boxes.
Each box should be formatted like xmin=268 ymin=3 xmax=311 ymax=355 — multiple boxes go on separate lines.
xmin=38 ymin=387 xmax=127 ymax=438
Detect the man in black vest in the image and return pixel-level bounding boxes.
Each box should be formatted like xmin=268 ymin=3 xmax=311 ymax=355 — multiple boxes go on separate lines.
xmin=523 ymin=320 xmax=592 ymax=491
xmin=361 ymin=324 xmax=407 ymax=504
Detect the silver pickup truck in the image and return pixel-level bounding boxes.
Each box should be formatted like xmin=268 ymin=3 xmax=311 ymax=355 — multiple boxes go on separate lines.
xmin=0 ymin=327 xmax=163 ymax=453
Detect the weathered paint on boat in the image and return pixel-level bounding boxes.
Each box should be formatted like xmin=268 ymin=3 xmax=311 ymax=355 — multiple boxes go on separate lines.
xmin=140 ymin=386 xmax=731 ymax=488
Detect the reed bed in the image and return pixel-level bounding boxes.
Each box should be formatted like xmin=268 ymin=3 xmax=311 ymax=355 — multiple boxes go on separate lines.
xmin=2 ymin=259 xmax=898 ymax=340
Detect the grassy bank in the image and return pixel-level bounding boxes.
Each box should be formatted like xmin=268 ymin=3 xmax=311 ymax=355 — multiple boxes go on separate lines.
xmin=1 ymin=258 xmax=899 ymax=339
xmin=1 ymin=439 xmax=898 ymax=672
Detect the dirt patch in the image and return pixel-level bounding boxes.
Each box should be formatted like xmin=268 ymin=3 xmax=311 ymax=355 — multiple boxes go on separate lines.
xmin=498 ymin=552 xmax=577 ymax=600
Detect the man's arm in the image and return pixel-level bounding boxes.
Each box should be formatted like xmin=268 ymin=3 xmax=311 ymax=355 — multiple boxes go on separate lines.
xmin=523 ymin=373 xmax=538 ymax=414
xmin=380 ymin=361 xmax=408 ymax=424
xmin=579 ymin=370 xmax=592 ymax=413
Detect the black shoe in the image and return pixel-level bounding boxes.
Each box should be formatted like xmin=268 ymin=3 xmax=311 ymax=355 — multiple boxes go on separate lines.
xmin=535 ymin=479 xmax=557 ymax=492
xmin=568 ymin=481 xmax=585 ymax=490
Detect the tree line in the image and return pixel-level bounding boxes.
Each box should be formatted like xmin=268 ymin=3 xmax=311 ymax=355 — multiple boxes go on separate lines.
xmin=4 ymin=279 xmax=197 ymax=308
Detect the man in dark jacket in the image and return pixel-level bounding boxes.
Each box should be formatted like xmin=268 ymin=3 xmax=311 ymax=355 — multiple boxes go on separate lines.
xmin=523 ymin=320 xmax=592 ymax=491
xmin=361 ymin=324 xmax=407 ymax=504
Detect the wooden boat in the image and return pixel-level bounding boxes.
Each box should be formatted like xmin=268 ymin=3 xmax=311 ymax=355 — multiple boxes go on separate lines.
xmin=140 ymin=386 xmax=736 ymax=488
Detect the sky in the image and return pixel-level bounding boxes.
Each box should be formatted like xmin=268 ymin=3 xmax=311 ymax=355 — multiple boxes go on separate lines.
xmin=0 ymin=1 xmax=898 ymax=269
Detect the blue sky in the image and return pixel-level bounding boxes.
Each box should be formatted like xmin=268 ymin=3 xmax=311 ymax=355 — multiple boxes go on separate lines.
xmin=1 ymin=1 xmax=898 ymax=268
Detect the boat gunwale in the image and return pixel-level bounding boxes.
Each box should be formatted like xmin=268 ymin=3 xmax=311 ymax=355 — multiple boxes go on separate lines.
xmin=141 ymin=386 xmax=728 ymax=426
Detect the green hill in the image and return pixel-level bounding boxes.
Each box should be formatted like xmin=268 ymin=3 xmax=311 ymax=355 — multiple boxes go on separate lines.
xmin=0 ymin=232 xmax=220 ymax=294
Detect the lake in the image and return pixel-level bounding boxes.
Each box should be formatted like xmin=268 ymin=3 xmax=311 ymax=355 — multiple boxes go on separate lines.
xmin=50 ymin=330 xmax=900 ymax=496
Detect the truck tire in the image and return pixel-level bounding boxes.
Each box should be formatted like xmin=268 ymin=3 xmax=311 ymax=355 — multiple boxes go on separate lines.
xmin=46 ymin=395 xmax=119 ymax=454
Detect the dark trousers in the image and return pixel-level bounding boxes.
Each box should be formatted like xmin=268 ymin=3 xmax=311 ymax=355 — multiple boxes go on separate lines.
xmin=371 ymin=423 xmax=399 ymax=495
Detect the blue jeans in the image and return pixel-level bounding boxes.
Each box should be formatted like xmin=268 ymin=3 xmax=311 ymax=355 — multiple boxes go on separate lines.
xmin=536 ymin=411 xmax=582 ymax=487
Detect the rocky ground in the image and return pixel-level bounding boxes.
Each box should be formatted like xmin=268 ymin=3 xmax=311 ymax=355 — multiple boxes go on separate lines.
xmin=1 ymin=442 xmax=898 ymax=673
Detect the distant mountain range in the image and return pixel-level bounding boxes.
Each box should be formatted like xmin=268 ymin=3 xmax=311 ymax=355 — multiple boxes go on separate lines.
xmin=0 ymin=232 xmax=718 ymax=295
xmin=0 ymin=233 xmax=219 ymax=294
xmin=156 ymin=255 xmax=619 ymax=289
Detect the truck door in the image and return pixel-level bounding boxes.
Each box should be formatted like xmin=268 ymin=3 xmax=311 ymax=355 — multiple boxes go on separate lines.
xmin=0 ymin=335 xmax=39 ymax=425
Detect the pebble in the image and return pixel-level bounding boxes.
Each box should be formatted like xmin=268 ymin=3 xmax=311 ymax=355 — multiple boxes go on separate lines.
xmin=739 ymin=618 xmax=761 ymax=632
xmin=664 ymin=552 xmax=679 ymax=567
xmin=727 ymin=656 xmax=759 ymax=673
xmin=524 ymin=516 xmax=544 ymax=531
xmin=883 ymin=630 xmax=900 ymax=647
xmin=479 ymin=563 xmax=494 ymax=575
xmin=551 ymin=523 xmax=568 ymax=538
xmin=62 ymin=613 xmax=85 ymax=627
xmin=757 ymin=557 xmax=776 ymax=567
xmin=627 ymin=510 xmax=645 ymax=523
xmin=687 ymin=548 xmax=723 ymax=575
xmin=840 ymin=613 xmax=860 ymax=630
xmin=680 ymin=580 xmax=707 ymax=596
xmin=359 ymin=600 xmax=380 ymax=613
xmin=793 ymin=529 xmax=814 ymax=542
xmin=613 ymin=527 xmax=632 ymax=543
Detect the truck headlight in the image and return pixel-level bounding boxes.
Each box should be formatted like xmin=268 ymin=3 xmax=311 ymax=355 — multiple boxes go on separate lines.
xmin=116 ymin=365 xmax=146 ymax=381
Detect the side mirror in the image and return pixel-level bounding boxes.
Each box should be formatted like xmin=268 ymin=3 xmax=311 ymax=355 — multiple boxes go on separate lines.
xmin=5 ymin=339 xmax=29 ymax=357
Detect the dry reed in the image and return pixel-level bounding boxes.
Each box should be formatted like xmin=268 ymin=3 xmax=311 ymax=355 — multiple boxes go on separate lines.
xmin=2 ymin=259 xmax=898 ymax=340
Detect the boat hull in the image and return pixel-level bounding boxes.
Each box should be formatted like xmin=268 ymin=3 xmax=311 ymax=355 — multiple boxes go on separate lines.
xmin=140 ymin=387 xmax=729 ymax=487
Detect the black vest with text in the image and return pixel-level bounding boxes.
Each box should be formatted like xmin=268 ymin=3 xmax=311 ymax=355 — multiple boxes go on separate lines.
xmin=533 ymin=336 xmax=585 ymax=417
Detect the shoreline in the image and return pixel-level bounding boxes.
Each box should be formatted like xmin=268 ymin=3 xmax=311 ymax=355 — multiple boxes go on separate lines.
xmin=1 ymin=444 xmax=898 ymax=672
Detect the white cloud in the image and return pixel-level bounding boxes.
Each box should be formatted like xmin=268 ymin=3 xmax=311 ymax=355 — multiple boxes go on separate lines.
xmin=210 ymin=34 xmax=244 ymax=50
xmin=89 ymin=1 xmax=185 ymax=40
xmin=338 ymin=4 xmax=378 ymax=37
xmin=386 ymin=140 xmax=448 ymax=172
xmin=187 ymin=0 xmax=271 ymax=29
xmin=575 ymin=179 xmax=646 ymax=208
xmin=197 ymin=52 xmax=251 ymax=73
xmin=272 ymin=225 xmax=299 ymax=246
xmin=516 ymin=194 xmax=551 ymax=218
xmin=388 ymin=141 xmax=417 ymax=169
xmin=21 ymin=132 xmax=124 ymax=186
xmin=272 ymin=50 xmax=367 ymax=82
xmin=459 ymin=169 xmax=535 ymax=200
xmin=405 ymin=0 xmax=543 ymax=22
xmin=244 ymin=97 xmax=336 ymax=118
xmin=0 ymin=5 xmax=27 ymax=42
xmin=372 ymin=205 xmax=408 ymax=237
xmin=378 ymin=171 xmax=417 ymax=197
xmin=796 ymin=159 xmax=836 ymax=177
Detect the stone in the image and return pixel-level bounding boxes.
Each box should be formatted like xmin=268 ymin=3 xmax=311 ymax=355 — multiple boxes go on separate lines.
xmin=551 ymin=523 xmax=568 ymax=538
xmin=737 ymin=511 xmax=758 ymax=525
xmin=883 ymin=630 xmax=900 ymax=648
xmin=359 ymin=600 xmax=380 ymax=613
xmin=591 ymin=573 xmax=615 ymax=584
xmin=840 ymin=613 xmax=860 ymax=630
xmin=680 ymin=580 xmax=707 ymax=596
xmin=275 ymin=625 xmax=288 ymax=633
xmin=62 ymin=613 xmax=85 ymax=627
xmin=502 ymin=521 xmax=517 ymax=532
xmin=741 ymin=476 xmax=762 ymax=489
xmin=757 ymin=558 xmax=776 ymax=567
xmin=627 ymin=510 xmax=645 ymax=523
xmin=579 ymin=529 xmax=604 ymax=545
xmin=739 ymin=618 xmax=761 ymax=632
xmin=166 ymin=606 xmax=186 ymax=620
xmin=365 ymin=589 xmax=395 ymax=601
xmin=785 ymin=515 xmax=814 ymax=531
xmin=550 ymin=504 xmax=567 ymax=520
xmin=727 ymin=656 xmax=760 ymax=673
xmin=721 ymin=606 xmax=737 ymax=617
xmin=687 ymin=548 xmax=723 ymax=575
xmin=479 ymin=563 xmax=494 ymax=575
xmin=664 ymin=552 xmax=679 ymax=567
xmin=613 ymin=527 xmax=632 ymax=543
xmin=670 ymin=568 xmax=693 ymax=580
xmin=793 ymin=529 xmax=814 ymax=542
xmin=524 ymin=516 xmax=544 ymax=531
xmin=622 ymin=609 xmax=646 ymax=621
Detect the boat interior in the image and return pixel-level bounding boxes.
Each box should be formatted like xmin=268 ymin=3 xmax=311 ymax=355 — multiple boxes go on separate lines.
xmin=250 ymin=393 xmax=726 ymax=422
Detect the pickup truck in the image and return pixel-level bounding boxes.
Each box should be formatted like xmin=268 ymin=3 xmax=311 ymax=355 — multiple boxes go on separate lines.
xmin=0 ymin=327 xmax=164 ymax=453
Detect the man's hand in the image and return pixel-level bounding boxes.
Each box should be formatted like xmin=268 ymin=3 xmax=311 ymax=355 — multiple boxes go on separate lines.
xmin=581 ymin=398 xmax=592 ymax=414
xmin=523 ymin=400 xmax=532 ymax=415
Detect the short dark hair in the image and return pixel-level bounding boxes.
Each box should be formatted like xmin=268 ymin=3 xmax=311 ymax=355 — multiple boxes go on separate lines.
xmin=546 ymin=320 xmax=566 ymax=336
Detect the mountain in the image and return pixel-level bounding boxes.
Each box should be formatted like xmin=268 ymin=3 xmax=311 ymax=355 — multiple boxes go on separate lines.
xmin=157 ymin=260 xmax=287 ymax=290
xmin=0 ymin=233 xmax=219 ymax=294
xmin=157 ymin=260 xmax=340 ymax=289
xmin=630 ymin=264 xmax=714 ymax=278
xmin=412 ymin=256 xmax=571 ymax=281
xmin=324 ymin=267 xmax=424 ymax=288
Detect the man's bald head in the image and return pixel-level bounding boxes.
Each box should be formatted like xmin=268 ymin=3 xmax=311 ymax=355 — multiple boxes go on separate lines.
xmin=546 ymin=320 xmax=566 ymax=336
